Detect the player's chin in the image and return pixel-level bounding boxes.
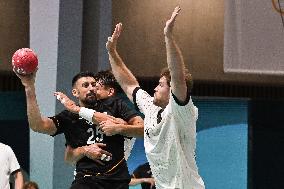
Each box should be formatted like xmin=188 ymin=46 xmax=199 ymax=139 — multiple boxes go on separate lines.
xmin=83 ymin=96 xmax=97 ymax=105
xmin=153 ymin=97 xmax=159 ymax=106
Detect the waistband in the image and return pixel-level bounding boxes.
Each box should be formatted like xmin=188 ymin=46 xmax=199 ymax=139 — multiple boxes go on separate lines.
xmin=75 ymin=157 xmax=125 ymax=177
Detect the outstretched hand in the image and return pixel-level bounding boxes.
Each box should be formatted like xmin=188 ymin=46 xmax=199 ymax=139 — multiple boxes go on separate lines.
xmin=13 ymin=68 xmax=37 ymax=87
xmin=164 ymin=6 xmax=181 ymax=37
xmin=106 ymin=23 xmax=122 ymax=53
xmin=54 ymin=92 xmax=80 ymax=114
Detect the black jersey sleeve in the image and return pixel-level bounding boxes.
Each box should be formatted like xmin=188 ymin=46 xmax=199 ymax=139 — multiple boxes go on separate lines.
xmin=49 ymin=110 xmax=69 ymax=136
xmin=132 ymin=87 xmax=141 ymax=111
xmin=171 ymin=87 xmax=191 ymax=106
xmin=118 ymin=98 xmax=140 ymax=122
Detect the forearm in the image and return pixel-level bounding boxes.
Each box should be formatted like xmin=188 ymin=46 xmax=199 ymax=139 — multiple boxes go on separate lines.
xmin=65 ymin=146 xmax=86 ymax=165
xmin=116 ymin=123 xmax=144 ymax=138
xmin=117 ymin=116 xmax=144 ymax=138
xmin=165 ymin=35 xmax=187 ymax=101
xmin=129 ymin=178 xmax=146 ymax=186
xmin=108 ymin=50 xmax=139 ymax=101
xmin=165 ymin=36 xmax=185 ymax=81
xmin=25 ymin=85 xmax=55 ymax=134
xmin=14 ymin=171 xmax=24 ymax=189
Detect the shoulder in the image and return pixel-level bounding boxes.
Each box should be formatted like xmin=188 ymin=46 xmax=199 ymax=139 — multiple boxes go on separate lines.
xmin=52 ymin=110 xmax=77 ymax=120
xmin=0 ymin=143 xmax=11 ymax=150
xmin=169 ymin=93 xmax=198 ymax=118
xmin=0 ymin=143 xmax=14 ymax=155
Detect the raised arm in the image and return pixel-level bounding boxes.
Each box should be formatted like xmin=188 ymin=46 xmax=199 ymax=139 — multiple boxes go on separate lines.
xmin=164 ymin=6 xmax=188 ymax=102
xmin=106 ymin=23 xmax=139 ymax=102
xmin=14 ymin=70 xmax=57 ymax=135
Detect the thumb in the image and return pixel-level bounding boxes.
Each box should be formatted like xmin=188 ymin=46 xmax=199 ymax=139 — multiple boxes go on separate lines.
xmin=96 ymin=143 xmax=106 ymax=147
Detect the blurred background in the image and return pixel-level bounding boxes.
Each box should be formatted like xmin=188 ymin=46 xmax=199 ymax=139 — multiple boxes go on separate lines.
xmin=0 ymin=0 xmax=283 ymax=188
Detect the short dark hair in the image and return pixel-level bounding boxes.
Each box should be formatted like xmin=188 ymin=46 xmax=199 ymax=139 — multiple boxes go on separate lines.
xmin=23 ymin=181 xmax=39 ymax=189
xmin=72 ymin=71 xmax=95 ymax=87
xmin=94 ymin=70 xmax=122 ymax=93
xmin=160 ymin=67 xmax=193 ymax=92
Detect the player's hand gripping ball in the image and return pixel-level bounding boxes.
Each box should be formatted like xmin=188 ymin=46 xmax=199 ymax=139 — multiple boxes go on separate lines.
xmin=12 ymin=48 xmax=38 ymax=75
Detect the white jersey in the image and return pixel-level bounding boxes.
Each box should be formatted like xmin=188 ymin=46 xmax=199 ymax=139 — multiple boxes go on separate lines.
xmin=0 ymin=143 xmax=21 ymax=189
xmin=134 ymin=88 xmax=205 ymax=189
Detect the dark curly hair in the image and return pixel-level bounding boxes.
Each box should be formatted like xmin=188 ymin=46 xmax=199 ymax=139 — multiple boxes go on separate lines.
xmin=94 ymin=70 xmax=122 ymax=93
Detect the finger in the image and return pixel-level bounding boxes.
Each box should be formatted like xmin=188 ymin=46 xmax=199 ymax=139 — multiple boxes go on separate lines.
xmin=100 ymin=153 xmax=112 ymax=162
xmin=105 ymin=155 xmax=111 ymax=161
xmin=100 ymin=153 xmax=107 ymax=160
xmin=113 ymin=23 xmax=122 ymax=38
xmin=93 ymin=159 xmax=105 ymax=166
xmin=100 ymin=150 xmax=112 ymax=157
xmin=98 ymin=124 xmax=104 ymax=130
xmin=169 ymin=6 xmax=180 ymax=22
xmin=116 ymin=23 xmax=122 ymax=36
xmin=95 ymin=143 xmax=107 ymax=147
xmin=108 ymin=36 xmax=113 ymax=42
xmin=99 ymin=121 xmax=106 ymax=125
xmin=60 ymin=98 xmax=66 ymax=104
xmin=55 ymin=94 xmax=65 ymax=103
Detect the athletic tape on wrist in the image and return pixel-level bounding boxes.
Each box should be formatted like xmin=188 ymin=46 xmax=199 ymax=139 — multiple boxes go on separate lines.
xmin=79 ymin=107 xmax=96 ymax=123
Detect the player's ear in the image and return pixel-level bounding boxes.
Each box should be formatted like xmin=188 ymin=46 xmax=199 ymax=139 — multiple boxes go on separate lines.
xmin=72 ymin=88 xmax=79 ymax=98
xmin=108 ymin=87 xmax=115 ymax=97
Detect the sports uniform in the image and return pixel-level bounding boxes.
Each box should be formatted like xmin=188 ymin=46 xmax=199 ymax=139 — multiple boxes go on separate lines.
xmin=132 ymin=162 xmax=155 ymax=189
xmin=0 ymin=143 xmax=21 ymax=189
xmin=51 ymin=95 xmax=139 ymax=189
xmin=133 ymin=87 xmax=205 ymax=189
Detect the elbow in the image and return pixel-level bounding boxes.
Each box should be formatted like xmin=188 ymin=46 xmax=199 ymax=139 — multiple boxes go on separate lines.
xmin=29 ymin=125 xmax=40 ymax=133
xmin=64 ymin=154 xmax=75 ymax=165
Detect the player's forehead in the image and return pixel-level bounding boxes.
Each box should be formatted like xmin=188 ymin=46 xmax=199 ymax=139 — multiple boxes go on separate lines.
xmin=75 ymin=77 xmax=96 ymax=86
xmin=159 ymin=76 xmax=168 ymax=84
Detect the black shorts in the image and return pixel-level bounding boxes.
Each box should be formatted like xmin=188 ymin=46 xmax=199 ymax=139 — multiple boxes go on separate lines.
xmin=70 ymin=173 xmax=129 ymax=189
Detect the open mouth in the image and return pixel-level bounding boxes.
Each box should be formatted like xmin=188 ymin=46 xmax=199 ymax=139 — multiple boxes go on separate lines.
xmin=86 ymin=93 xmax=96 ymax=98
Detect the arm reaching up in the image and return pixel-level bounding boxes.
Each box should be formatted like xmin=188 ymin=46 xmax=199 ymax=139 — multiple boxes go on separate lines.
xmin=14 ymin=70 xmax=57 ymax=135
xmin=164 ymin=6 xmax=188 ymax=102
xmin=106 ymin=23 xmax=139 ymax=102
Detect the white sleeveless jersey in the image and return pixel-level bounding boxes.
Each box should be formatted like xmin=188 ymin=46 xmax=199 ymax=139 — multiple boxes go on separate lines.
xmin=135 ymin=89 xmax=205 ymax=189
xmin=0 ymin=143 xmax=21 ymax=189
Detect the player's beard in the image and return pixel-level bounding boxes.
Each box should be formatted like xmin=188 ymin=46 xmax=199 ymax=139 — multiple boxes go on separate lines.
xmin=82 ymin=92 xmax=97 ymax=107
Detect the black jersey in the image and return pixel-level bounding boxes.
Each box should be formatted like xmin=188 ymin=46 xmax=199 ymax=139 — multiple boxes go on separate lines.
xmin=50 ymin=95 xmax=139 ymax=180
xmin=132 ymin=163 xmax=156 ymax=189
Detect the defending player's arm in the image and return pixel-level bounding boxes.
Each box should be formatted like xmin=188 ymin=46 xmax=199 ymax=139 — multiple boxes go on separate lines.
xmin=65 ymin=144 xmax=112 ymax=165
xmin=99 ymin=115 xmax=144 ymax=138
xmin=106 ymin=23 xmax=139 ymax=102
xmin=164 ymin=6 xmax=188 ymax=102
xmin=13 ymin=170 xmax=24 ymax=189
xmin=14 ymin=70 xmax=57 ymax=135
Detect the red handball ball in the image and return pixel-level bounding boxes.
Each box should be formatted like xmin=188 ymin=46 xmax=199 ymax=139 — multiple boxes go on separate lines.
xmin=12 ymin=48 xmax=38 ymax=75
